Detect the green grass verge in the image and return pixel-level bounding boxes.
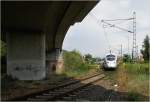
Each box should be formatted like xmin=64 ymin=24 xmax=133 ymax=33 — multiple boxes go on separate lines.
xmin=63 ymin=64 xmax=98 ymax=77
xmin=103 ymin=63 xmax=149 ymax=100
xmin=125 ymin=62 xmax=149 ymax=100
xmin=125 ymin=63 xmax=149 ymax=74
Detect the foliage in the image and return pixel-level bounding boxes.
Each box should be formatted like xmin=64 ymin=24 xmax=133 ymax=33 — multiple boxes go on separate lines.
xmin=125 ymin=63 xmax=149 ymax=75
xmin=63 ymin=50 xmax=84 ymax=71
xmin=62 ymin=50 xmax=97 ymax=77
xmin=125 ymin=63 xmax=149 ymax=100
xmin=140 ymin=35 xmax=150 ymax=62
xmin=123 ymin=54 xmax=132 ymax=62
xmin=104 ymin=63 xmax=149 ymax=100
xmin=65 ymin=64 xmax=90 ymax=77
xmin=84 ymin=54 xmax=100 ymax=64
xmin=84 ymin=54 xmax=92 ymax=64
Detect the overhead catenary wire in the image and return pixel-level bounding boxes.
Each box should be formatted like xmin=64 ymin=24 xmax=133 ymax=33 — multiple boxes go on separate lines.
xmin=89 ymin=12 xmax=137 ymax=60
xmin=89 ymin=13 xmax=125 ymax=54
xmin=101 ymin=20 xmax=132 ymax=55
xmin=101 ymin=20 xmax=133 ymax=33
xmin=89 ymin=13 xmax=102 ymax=26
xmin=102 ymin=23 xmax=112 ymax=52
xmin=89 ymin=13 xmax=112 ymax=53
xmin=101 ymin=12 xmax=137 ymax=61
xmin=103 ymin=18 xmax=134 ymax=21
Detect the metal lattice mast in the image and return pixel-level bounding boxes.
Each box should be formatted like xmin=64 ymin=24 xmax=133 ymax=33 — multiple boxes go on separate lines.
xmin=132 ymin=12 xmax=137 ymax=62
xmin=90 ymin=12 xmax=137 ymax=60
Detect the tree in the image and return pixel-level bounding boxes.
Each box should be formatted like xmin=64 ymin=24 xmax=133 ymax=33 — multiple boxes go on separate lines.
xmin=84 ymin=54 xmax=92 ymax=64
xmin=63 ymin=50 xmax=84 ymax=71
xmin=123 ymin=54 xmax=132 ymax=62
xmin=141 ymin=35 xmax=150 ymax=62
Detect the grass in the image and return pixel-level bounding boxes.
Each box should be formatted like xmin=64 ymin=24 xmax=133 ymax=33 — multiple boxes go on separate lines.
xmin=125 ymin=63 xmax=149 ymax=75
xmin=125 ymin=63 xmax=149 ymax=84
xmin=125 ymin=62 xmax=149 ymax=101
xmin=103 ymin=62 xmax=149 ymax=101
xmin=63 ymin=64 xmax=99 ymax=77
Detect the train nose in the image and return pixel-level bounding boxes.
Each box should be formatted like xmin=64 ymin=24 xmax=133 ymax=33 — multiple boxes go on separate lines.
xmin=107 ymin=61 xmax=116 ymax=67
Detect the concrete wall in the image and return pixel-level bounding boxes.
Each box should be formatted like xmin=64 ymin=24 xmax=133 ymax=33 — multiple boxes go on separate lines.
xmin=3 ymin=1 xmax=98 ymax=80
xmin=7 ymin=32 xmax=46 ymax=80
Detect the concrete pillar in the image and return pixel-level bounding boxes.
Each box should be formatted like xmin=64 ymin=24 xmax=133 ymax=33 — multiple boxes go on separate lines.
xmin=46 ymin=48 xmax=64 ymax=76
xmin=6 ymin=32 xmax=46 ymax=80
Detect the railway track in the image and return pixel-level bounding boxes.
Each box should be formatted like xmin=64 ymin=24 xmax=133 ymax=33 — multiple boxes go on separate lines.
xmin=104 ymin=89 xmax=115 ymax=101
xmin=11 ymin=73 xmax=105 ymax=101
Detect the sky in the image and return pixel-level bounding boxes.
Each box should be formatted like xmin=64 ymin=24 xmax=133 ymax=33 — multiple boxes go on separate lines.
xmin=62 ymin=0 xmax=150 ymax=58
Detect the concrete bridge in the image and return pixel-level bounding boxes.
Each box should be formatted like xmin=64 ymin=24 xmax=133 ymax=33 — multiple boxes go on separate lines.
xmin=2 ymin=1 xmax=98 ymax=80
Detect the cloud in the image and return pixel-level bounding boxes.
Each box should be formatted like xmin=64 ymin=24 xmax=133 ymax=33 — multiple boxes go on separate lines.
xmin=119 ymin=0 xmax=130 ymax=8
xmin=63 ymin=0 xmax=150 ymax=57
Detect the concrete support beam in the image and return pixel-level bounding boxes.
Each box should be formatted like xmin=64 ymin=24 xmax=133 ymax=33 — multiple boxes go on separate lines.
xmin=2 ymin=1 xmax=99 ymax=80
xmin=46 ymin=48 xmax=64 ymax=76
xmin=7 ymin=32 xmax=46 ymax=80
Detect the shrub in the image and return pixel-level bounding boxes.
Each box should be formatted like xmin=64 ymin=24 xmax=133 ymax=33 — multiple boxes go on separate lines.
xmin=63 ymin=50 xmax=84 ymax=71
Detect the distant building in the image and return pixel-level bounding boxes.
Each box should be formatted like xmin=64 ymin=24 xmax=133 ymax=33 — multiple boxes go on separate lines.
xmin=139 ymin=53 xmax=144 ymax=62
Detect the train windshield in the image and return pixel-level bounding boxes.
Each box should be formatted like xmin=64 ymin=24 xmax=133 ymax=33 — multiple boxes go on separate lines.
xmin=106 ymin=55 xmax=115 ymax=61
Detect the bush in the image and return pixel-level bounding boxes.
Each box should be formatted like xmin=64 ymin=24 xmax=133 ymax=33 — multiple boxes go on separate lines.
xmin=63 ymin=50 xmax=84 ymax=71
xmin=123 ymin=54 xmax=132 ymax=62
xmin=62 ymin=50 xmax=97 ymax=77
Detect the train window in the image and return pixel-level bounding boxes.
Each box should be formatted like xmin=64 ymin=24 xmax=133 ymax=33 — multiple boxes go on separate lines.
xmin=107 ymin=57 xmax=115 ymax=61
xmin=106 ymin=55 xmax=115 ymax=58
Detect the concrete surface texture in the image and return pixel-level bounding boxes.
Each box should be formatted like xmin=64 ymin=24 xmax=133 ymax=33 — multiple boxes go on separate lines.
xmin=7 ymin=33 xmax=46 ymax=80
xmin=2 ymin=1 xmax=98 ymax=80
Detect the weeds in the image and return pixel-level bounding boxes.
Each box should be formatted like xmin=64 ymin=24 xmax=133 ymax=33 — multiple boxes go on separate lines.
xmin=64 ymin=64 xmax=97 ymax=77
xmin=125 ymin=62 xmax=149 ymax=100
xmin=125 ymin=63 xmax=149 ymax=75
xmin=104 ymin=63 xmax=149 ymax=100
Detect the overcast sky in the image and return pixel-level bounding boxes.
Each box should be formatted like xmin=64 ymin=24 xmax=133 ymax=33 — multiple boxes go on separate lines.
xmin=62 ymin=0 xmax=150 ymax=57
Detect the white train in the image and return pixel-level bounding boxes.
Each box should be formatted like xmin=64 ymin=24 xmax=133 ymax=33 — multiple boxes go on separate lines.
xmin=103 ymin=53 xmax=117 ymax=69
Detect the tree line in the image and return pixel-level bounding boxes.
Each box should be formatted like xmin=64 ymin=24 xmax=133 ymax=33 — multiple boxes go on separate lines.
xmin=123 ymin=35 xmax=149 ymax=62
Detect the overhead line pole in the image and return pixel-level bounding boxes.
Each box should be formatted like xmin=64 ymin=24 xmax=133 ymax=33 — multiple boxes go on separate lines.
xmin=90 ymin=12 xmax=137 ymax=62
xmin=132 ymin=12 xmax=137 ymax=62
xmin=101 ymin=12 xmax=137 ymax=62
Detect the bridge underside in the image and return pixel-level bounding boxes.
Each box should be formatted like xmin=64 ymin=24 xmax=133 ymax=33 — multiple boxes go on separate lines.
xmin=2 ymin=1 xmax=98 ymax=80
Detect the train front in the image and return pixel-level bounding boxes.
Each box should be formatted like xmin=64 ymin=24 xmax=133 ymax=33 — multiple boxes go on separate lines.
xmin=103 ymin=54 xmax=117 ymax=69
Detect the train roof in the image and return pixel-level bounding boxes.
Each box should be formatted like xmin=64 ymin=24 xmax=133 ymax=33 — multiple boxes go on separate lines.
xmin=105 ymin=53 xmax=117 ymax=56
